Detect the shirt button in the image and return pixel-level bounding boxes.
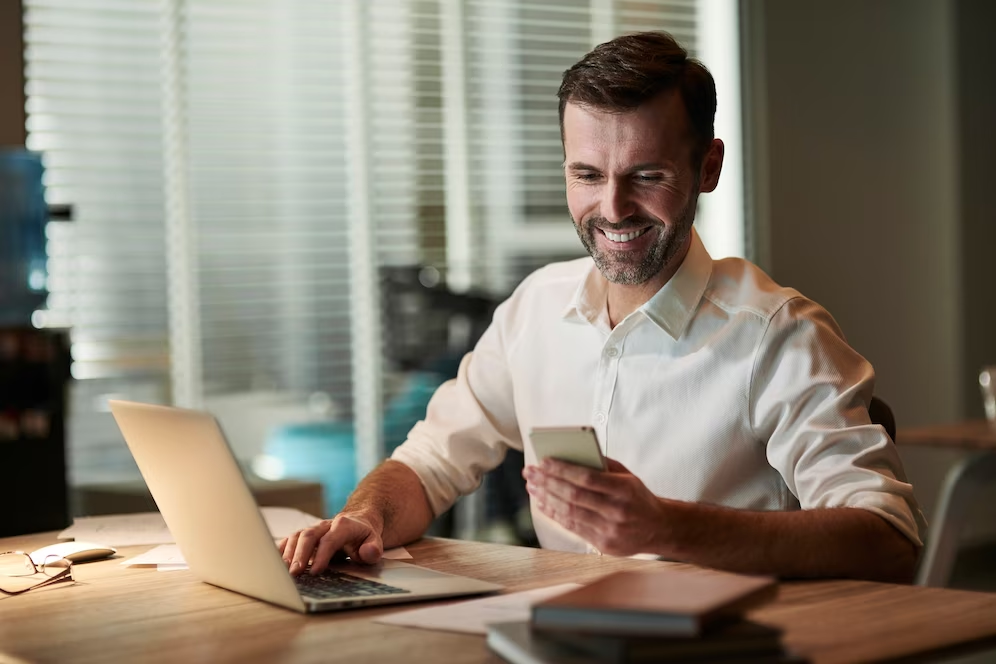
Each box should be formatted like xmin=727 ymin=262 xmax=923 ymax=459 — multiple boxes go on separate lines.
xmin=595 ymin=412 xmax=606 ymax=425
xmin=605 ymin=347 xmax=618 ymax=357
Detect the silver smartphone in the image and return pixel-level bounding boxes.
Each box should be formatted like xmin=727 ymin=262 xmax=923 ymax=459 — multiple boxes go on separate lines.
xmin=529 ymin=426 xmax=606 ymax=470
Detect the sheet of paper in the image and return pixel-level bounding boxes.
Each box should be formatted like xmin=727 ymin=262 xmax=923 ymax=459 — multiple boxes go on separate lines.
xmin=59 ymin=507 xmax=324 ymax=546
xmin=119 ymin=544 xmax=185 ymax=567
xmin=59 ymin=512 xmax=174 ymax=546
xmin=374 ymin=583 xmax=582 ymax=635
xmin=381 ymin=547 xmax=413 ymax=560
xmin=120 ymin=543 xmax=412 ymax=569
xmin=260 ymin=506 xmax=323 ymax=539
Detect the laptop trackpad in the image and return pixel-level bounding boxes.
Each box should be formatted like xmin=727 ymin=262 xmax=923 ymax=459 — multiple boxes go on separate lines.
xmin=376 ymin=564 xmax=451 ymax=581
xmin=330 ymin=561 xmax=450 ymax=582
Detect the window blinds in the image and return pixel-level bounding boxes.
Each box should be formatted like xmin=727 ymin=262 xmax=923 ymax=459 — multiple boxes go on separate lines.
xmin=24 ymin=0 xmax=169 ymax=481
xmin=23 ymin=0 xmax=737 ymax=486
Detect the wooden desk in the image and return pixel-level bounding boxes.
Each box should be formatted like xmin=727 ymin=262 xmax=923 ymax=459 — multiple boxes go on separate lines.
xmin=898 ymin=420 xmax=996 ymax=450
xmin=3 ymin=533 xmax=996 ymax=664
xmin=898 ymin=420 xmax=996 ymax=587
xmin=73 ymin=477 xmax=326 ymax=520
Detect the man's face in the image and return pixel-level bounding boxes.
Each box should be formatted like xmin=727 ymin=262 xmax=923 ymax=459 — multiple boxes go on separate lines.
xmin=563 ymin=92 xmax=702 ymax=286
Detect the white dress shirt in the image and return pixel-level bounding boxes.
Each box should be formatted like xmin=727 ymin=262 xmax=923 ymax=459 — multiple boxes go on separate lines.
xmin=392 ymin=229 xmax=925 ymax=553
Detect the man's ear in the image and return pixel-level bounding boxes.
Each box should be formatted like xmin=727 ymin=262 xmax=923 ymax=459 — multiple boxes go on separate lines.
xmin=698 ymin=138 xmax=724 ymax=193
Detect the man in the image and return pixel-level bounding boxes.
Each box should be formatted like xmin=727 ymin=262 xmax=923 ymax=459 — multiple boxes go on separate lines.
xmin=281 ymin=32 xmax=924 ymax=583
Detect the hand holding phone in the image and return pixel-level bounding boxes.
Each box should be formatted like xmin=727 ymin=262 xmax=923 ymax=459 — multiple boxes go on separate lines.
xmin=528 ymin=426 xmax=606 ymax=470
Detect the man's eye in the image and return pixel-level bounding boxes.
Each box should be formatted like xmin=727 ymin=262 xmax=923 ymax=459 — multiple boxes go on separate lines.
xmin=575 ymin=172 xmax=600 ymax=182
xmin=636 ymin=173 xmax=662 ymax=182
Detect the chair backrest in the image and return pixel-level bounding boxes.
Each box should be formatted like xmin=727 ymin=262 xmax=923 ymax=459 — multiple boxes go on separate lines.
xmin=869 ymin=395 xmax=896 ymax=442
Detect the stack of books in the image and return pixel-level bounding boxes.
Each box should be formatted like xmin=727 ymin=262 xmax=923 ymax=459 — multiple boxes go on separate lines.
xmin=487 ymin=568 xmax=805 ymax=663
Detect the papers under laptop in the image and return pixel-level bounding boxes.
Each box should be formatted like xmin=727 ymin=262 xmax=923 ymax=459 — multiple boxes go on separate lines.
xmin=109 ymin=399 xmax=502 ymax=613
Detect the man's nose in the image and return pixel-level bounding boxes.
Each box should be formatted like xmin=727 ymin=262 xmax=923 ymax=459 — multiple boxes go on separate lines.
xmin=600 ymin=179 xmax=635 ymax=224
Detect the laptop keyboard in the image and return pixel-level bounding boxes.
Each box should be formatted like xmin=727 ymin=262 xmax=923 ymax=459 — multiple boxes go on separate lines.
xmin=294 ymin=570 xmax=411 ymax=600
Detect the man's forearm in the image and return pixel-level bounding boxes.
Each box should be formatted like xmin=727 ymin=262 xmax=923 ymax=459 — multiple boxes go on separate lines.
xmin=341 ymin=460 xmax=435 ymax=549
xmin=656 ymin=501 xmax=918 ymax=583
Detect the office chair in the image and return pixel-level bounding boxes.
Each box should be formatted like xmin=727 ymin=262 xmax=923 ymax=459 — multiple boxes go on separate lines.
xmin=869 ymin=395 xmax=896 ymax=442
xmin=866 ymin=395 xmax=979 ymax=588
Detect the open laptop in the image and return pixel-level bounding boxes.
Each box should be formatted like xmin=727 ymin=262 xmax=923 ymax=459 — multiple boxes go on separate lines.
xmin=109 ymin=399 xmax=502 ymax=613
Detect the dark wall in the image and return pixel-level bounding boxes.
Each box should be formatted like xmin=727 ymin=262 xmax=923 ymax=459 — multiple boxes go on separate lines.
xmin=755 ymin=0 xmax=962 ymax=428
xmin=956 ymin=0 xmax=996 ymax=419
xmin=752 ymin=0 xmax=996 ymax=539
xmin=0 ymin=0 xmax=26 ymax=148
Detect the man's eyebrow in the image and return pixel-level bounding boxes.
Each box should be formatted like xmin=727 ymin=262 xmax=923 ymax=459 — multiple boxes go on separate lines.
xmin=626 ymin=162 xmax=672 ymax=172
xmin=564 ymin=161 xmax=675 ymax=172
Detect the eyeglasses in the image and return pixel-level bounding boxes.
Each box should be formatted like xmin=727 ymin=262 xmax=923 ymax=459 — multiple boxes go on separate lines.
xmin=0 ymin=551 xmax=74 ymax=596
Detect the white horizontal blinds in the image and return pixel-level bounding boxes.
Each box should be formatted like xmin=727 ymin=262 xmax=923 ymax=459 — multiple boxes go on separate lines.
xmin=21 ymin=0 xmax=725 ymax=487
xmin=485 ymin=0 xmax=588 ymax=215
xmin=405 ymin=2 xmax=449 ymax=274
xmin=367 ymin=1 xmax=423 ymax=270
xmin=456 ymin=0 xmax=579 ymax=294
xmin=181 ymin=1 xmax=355 ymax=411
xmin=366 ymin=0 xmax=452 ymax=363
xmin=459 ymin=0 xmax=703 ymax=294
xmin=22 ymin=0 xmax=170 ymax=483
xmin=357 ymin=0 xmax=427 ymax=464
xmin=23 ymin=0 xmax=169 ymax=377
xmin=617 ymin=0 xmax=697 ymax=44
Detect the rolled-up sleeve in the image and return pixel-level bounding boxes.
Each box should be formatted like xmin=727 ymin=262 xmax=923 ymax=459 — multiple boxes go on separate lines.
xmin=751 ymin=297 xmax=926 ymax=547
xmin=390 ymin=299 xmax=523 ymax=517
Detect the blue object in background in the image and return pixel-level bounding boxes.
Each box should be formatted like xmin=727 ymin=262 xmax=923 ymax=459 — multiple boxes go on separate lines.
xmin=266 ymin=421 xmax=358 ymax=518
xmin=0 ymin=150 xmax=48 ymax=325
xmin=381 ymin=371 xmax=449 ymax=452
xmin=265 ymin=370 xmax=450 ymax=517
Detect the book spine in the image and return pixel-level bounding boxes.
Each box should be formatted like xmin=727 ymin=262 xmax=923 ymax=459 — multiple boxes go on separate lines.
xmin=531 ymin=607 xmax=700 ymax=637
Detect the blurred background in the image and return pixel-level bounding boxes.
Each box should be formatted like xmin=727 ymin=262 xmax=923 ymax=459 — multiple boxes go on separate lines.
xmin=0 ymin=0 xmax=994 ymax=576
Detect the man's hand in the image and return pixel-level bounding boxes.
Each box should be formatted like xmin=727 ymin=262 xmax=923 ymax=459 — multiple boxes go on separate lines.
xmin=275 ymin=460 xmax=435 ymax=577
xmin=278 ymin=512 xmax=385 ymax=576
xmin=524 ymin=456 xmax=919 ymax=582
xmin=523 ymin=457 xmax=668 ymax=556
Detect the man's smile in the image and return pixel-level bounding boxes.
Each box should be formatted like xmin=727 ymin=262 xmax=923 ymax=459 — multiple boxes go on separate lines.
xmin=601 ymin=226 xmax=652 ymax=243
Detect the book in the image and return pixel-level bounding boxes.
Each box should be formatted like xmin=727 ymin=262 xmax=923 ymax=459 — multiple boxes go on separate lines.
xmin=531 ymin=568 xmax=778 ymax=637
xmin=539 ymin=619 xmax=786 ymax=663
xmin=487 ymin=622 xmax=593 ymax=664
xmin=488 ymin=621 xmax=805 ymax=664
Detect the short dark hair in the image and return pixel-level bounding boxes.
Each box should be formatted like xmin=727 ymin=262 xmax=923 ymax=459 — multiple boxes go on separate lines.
xmin=557 ymin=31 xmax=717 ymax=166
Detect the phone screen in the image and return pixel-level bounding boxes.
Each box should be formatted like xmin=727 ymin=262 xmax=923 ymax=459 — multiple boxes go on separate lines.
xmin=529 ymin=426 xmax=606 ymax=470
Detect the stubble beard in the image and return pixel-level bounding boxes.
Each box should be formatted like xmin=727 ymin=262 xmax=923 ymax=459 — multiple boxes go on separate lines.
xmin=574 ymin=194 xmax=698 ymax=286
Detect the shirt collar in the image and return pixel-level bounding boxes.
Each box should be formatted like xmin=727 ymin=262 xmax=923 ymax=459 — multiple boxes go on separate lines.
xmin=642 ymin=228 xmax=713 ymax=339
xmin=562 ymin=228 xmax=713 ymax=340
xmin=562 ymin=260 xmax=608 ymax=329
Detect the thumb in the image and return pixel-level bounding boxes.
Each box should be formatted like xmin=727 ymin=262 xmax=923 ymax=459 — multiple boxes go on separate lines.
xmin=355 ymin=529 xmax=385 ymax=564
xmin=604 ymin=457 xmax=633 ymax=474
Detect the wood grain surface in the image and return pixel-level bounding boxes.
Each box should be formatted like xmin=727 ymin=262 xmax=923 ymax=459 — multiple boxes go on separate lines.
xmin=897 ymin=420 xmax=996 ymax=450
xmin=2 ymin=533 xmax=996 ymax=663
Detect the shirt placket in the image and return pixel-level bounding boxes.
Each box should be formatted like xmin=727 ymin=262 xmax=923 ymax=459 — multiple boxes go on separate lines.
xmin=586 ymin=317 xmax=635 ymax=555
xmin=592 ymin=316 xmax=636 ymax=464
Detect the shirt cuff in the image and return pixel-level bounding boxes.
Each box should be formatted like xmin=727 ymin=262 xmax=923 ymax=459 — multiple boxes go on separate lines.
xmin=833 ymin=490 xmax=925 ymax=548
xmin=390 ymin=444 xmax=464 ymax=518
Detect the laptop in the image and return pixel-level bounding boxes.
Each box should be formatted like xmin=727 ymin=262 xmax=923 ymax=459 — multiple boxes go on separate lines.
xmin=109 ymin=399 xmax=502 ymax=613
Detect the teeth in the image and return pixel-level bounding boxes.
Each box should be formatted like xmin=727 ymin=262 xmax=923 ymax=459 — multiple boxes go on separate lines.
xmin=604 ymin=228 xmax=648 ymax=243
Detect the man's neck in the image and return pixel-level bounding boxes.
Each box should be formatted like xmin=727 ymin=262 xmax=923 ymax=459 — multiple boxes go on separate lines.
xmin=605 ymin=234 xmax=692 ymax=328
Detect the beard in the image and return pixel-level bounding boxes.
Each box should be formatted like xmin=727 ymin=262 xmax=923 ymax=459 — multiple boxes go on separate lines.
xmin=573 ymin=193 xmax=698 ymax=286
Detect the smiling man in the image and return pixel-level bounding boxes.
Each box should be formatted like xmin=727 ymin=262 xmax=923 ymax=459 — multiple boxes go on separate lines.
xmin=563 ymin=89 xmax=712 ymax=324
xmin=281 ymin=32 xmax=924 ymax=583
